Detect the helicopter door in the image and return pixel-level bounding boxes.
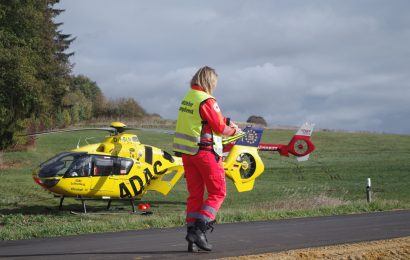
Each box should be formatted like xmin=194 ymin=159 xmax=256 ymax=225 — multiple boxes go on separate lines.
xmin=90 ymin=156 xmax=114 ymax=192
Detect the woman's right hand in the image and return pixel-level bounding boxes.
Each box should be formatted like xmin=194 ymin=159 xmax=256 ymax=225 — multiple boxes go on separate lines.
xmin=230 ymin=122 xmax=242 ymax=134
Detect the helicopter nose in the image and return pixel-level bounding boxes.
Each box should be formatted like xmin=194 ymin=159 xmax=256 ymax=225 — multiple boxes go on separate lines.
xmin=32 ymin=175 xmax=47 ymax=188
xmin=33 ymin=168 xmax=60 ymax=188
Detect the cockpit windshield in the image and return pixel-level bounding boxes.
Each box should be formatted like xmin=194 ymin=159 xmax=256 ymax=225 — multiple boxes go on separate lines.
xmin=38 ymin=152 xmax=134 ymax=178
xmin=39 ymin=152 xmax=87 ymax=178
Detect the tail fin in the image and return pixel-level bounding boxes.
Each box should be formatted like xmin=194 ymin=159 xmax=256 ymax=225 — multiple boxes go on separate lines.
xmin=287 ymin=123 xmax=315 ymax=161
xmin=295 ymin=122 xmax=314 ymax=137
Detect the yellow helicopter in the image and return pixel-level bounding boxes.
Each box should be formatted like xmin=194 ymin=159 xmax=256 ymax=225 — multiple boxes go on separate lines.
xmin=30 ymin=122 xmax=315 ymax=213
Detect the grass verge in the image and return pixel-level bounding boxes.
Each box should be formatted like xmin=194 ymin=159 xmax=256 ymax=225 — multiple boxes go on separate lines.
xmin=1 ymin=128 xmax=409 ymax=240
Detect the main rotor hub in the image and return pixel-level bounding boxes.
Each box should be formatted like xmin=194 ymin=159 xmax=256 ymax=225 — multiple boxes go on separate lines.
xmin=110 ymin=122 xmax=127 ymax=133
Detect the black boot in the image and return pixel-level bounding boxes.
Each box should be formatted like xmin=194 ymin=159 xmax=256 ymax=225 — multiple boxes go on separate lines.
xmin=186 ymin=226 xmax=199 ymax=252
xmin=188 ymin=241 xmax=199 ymax=252
xmin=185 ymin=221 xmax=212 ymax=251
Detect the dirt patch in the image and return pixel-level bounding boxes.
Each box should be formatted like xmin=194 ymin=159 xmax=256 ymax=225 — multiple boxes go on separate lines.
xmin=222 ymin=236 xmax=410 ymax=260
xmin=0 ymin=159 xmax=27 ymax=170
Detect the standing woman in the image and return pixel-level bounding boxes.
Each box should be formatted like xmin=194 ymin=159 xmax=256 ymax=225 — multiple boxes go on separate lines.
xmin=173 ymin=66 xmax=240 ymax=252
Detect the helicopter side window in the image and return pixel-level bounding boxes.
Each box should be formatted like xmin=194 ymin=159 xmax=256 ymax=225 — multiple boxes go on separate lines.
xmin=92 ymin=157 xmax=114 ymax=176
xmin=112 ymin=158 xmax=133 ymax=175
xmin=66 ymin=156 xmax=92 ymax=178
xmin=89 ymin=156 xmax=133 ymax=176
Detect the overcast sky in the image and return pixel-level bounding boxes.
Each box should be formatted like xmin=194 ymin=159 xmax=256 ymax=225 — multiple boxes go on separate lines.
xmin=56 ymin=0 xmax=410 ymax=134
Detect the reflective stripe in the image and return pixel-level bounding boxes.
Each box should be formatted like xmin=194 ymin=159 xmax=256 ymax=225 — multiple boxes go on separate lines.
xmin=200 ymin=133 xmax=213 ymax=139
xmin=174 ymin=132 xmax=200 ymax=143
xmin=187 ymin=212 xmax=212 ymax=222
xmin=173 ymin=143 xmax=198 ymax=154
xmin=201 ymin=205 xmax=217 ymax=216
xmin=222 ymin=132 xmax=246 ymax=145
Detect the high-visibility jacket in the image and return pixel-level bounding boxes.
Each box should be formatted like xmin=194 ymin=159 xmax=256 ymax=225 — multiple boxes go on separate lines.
xmin=173 ymin=89 xmax=224 ymax=156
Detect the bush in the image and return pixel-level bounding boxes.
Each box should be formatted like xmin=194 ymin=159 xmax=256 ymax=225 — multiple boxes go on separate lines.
xmin=246 ymin=115 xmax=268 ymax=126
xmin=62 ymin=110 xmax=71 ymax=127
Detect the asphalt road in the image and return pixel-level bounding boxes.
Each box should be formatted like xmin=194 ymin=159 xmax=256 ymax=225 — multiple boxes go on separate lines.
xmin=1 ymin=210 xmax=409 ymax=259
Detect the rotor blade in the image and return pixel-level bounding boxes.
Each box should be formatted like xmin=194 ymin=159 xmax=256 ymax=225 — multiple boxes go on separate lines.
xmin=123 ymin=127 xmax=175 ymax=135
xmin=19 ymin=127 xmax=115 ymax=137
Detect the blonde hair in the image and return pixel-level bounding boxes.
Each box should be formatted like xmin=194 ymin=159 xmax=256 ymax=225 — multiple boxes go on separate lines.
xmin=190 ymin=66 xmax=218 ymax=95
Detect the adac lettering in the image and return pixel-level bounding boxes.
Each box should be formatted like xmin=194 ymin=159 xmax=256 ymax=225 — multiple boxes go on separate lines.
xmin=120 ymin=174 xmax=145 ymax=198
xmin=153 ymin=161 xmax=167 ymax=175
xmin=119 ymin=160 xmax=166 ymax=198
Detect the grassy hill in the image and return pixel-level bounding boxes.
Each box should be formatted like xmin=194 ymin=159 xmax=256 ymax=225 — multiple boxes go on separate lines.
xmin=0 ymin=128 xmax=409 ymax=240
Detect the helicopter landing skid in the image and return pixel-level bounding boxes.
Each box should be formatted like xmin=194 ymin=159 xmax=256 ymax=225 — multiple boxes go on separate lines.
xmin=56 ymin=195 xmax=147 ymax=214
xmin=69 ymin=210 xmax=153 ymax=216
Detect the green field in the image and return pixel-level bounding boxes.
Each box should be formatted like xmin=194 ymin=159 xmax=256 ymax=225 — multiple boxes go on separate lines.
xmin=1 ymin=128 xmax=409 ymax=240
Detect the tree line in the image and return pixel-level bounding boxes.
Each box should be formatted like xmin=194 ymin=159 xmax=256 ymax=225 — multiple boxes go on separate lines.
xmin=0 ymin=0 xmax=147 ymax=150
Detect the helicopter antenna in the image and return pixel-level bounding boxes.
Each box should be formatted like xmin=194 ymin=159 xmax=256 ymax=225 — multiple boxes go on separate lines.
xmin=85 ymin=137 xmax=95 ymax=145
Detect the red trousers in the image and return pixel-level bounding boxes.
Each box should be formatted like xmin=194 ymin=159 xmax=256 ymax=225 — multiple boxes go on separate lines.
xmin=182 ymin=150 xmax=226 ymax=225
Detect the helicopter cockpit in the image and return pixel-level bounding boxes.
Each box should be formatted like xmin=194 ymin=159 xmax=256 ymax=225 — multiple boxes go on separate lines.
xmin=37 ymin=152 xmax=134 ymax=186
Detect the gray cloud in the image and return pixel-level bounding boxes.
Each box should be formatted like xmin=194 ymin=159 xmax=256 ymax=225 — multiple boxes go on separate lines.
xmin=57 ymin=0 xmax=410 ymax=134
